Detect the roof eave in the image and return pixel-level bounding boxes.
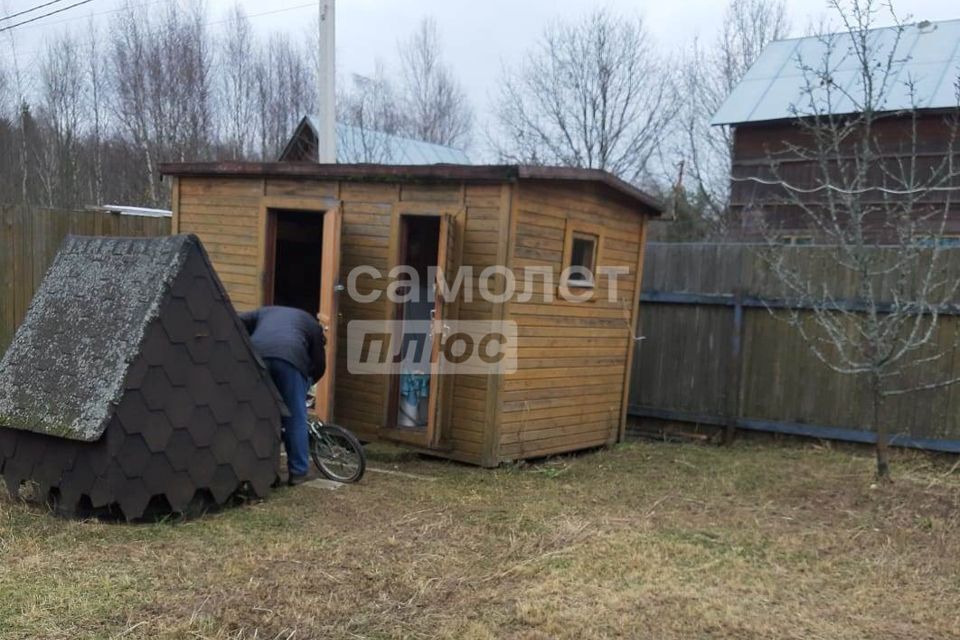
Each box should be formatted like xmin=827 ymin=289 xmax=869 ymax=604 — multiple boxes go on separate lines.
xmin=159 ymin=163 xmax=664 ymax=216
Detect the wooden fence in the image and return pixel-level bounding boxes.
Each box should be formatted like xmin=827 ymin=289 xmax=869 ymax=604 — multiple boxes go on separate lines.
xmin=629 ymin=243 xmax=960 ymax=452
xmin=0 ymin=205 xmax=170 ymax=352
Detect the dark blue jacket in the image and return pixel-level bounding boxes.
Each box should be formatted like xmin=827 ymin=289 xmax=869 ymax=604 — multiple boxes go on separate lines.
xmin=239 ymin=306 xmax=326 ymax=382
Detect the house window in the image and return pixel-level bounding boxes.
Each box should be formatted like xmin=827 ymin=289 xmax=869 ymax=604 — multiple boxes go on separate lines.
xmin=778 ymin=234 xmax=813 ymax=246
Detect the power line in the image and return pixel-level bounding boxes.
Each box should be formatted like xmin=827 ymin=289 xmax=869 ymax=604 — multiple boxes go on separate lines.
xmin=6 ymin=0 xmax=315 ymax=37
xmin=0 ymin=0 xmax=95 ymax=34
xmin=206 ymin=2 xmax=316 ymax=28
xmin=0 ymin=0 xmax=69 ymax=23
xmin=7 ymin=0 xmax=318 ymax=70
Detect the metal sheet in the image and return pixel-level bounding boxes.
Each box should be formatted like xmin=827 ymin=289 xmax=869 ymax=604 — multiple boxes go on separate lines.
xmin=712 ymin=19 xmax=960 ymax=125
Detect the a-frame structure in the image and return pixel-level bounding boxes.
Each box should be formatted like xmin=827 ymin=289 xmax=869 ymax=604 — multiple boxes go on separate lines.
xmin=0 ymin=235 xmax=285 ymax=520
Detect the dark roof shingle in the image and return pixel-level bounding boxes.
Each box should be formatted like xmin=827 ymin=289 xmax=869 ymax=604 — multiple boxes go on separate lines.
xmin=0 ymin=235 xmax=196 ymax=441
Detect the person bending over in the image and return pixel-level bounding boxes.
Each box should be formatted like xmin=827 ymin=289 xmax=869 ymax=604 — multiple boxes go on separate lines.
xmin=239 ymin=306 xmax=326 ymax=486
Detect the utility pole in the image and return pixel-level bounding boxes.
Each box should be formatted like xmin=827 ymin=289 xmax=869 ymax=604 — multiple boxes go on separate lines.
xmin=317 ymin=0 xmax=336 ymax=163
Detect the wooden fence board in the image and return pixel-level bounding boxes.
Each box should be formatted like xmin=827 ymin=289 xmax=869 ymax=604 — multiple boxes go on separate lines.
xmin=0 ymin=206 xmax=170 ymax=353
xmin=631 ymin=242 xmax=960 ymax=450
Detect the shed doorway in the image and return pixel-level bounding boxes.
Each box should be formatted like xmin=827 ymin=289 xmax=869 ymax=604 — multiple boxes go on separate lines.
xmin=263 ymin=207 xmax=342 ymax=422
xmin=271 ymin=210 xmax=324 ymax=313
xmin=383 ymin=212 xmax=457 ymax=449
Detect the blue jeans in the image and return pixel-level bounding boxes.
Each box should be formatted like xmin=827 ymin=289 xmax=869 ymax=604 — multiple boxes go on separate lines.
xmin=265 ymin=358 xmax=310 ymax=477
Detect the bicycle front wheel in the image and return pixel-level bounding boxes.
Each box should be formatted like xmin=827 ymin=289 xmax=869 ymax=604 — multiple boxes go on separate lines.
xmin=310 ymin=423 xmax=366 ymax=483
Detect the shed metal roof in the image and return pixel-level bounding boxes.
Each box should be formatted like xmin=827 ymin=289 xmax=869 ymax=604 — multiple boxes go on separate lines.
xmin=712 ymin=19 xmax=960 ymax=125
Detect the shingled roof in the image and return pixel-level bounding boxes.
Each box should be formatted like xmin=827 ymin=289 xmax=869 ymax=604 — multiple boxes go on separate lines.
xmin=0 ymin=235 xmax=280 ymax=442
xmin=0 ymin=237 xmax=193 ymax=440
xmin=0 ymin=234 xmax=286 ymax=520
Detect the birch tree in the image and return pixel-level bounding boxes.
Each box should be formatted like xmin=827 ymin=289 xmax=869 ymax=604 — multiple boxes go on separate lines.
xmin=397 ymin=18 xmax=472 ymax=148
xmin=37 ymin=33 xmax=86 ymax=208
xmin=253 ymin=34 xmax=315 ymax=160
xmin=86 ymin=20 xmax=106 ymax=205
xmin=110 ymin=1 xmax=212 ymax=206
xmin=218 ymin=3 xmax=256 ymax=159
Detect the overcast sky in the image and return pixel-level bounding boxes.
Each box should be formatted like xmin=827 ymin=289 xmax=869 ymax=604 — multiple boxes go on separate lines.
xmin=4 ymin=0 xmax=959 ymax=134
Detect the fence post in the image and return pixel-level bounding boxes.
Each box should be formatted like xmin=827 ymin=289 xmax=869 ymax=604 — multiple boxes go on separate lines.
xmin=724 ymin=289 xmax=744 ymax=444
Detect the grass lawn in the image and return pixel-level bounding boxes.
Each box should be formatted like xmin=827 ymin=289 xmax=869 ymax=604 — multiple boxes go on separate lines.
xmin=1 ymin=440 xmax=959 ymax=639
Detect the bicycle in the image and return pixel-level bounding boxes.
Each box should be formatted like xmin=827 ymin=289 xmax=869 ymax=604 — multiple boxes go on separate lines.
xmin=305 ymin=395 xmax=366 ymax=483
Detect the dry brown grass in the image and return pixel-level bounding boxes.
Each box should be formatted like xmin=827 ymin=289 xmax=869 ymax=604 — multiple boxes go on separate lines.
xmin=1 ymin=440 xmax=959 ymax=639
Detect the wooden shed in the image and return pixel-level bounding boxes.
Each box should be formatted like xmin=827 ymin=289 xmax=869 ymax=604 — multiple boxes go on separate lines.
xmin=159 ymin=163 xmax=662 ymax=466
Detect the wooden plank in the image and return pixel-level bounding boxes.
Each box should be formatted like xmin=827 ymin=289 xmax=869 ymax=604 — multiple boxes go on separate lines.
xmin=171 ymin=177 xmax=181 ymax=233
xmin=0 ymin=206 xmax=13 ymax=351
xmin=618 ymin=217 xmax=647 ymax=441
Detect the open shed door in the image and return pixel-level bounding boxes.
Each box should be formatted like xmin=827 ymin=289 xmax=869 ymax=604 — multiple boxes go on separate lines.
xmin=381 ymin=210 xmax=461 ymax=449
xmin=315 ymin=207 xmax=342 ymax=422
xmin=425 ymin=213 xmax=460 ymax=447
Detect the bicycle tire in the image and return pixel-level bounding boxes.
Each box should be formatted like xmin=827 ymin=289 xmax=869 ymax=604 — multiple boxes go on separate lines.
xmin=310 ymin=422 xmax=366 ymax=483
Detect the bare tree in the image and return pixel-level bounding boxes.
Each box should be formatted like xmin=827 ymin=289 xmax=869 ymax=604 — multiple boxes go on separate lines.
xmin=37 ymin=32 xmax=86 ymax=208
xmin=0 ymin=60 xmax=8 ymax=119
xmin=86 ymin=19 xmax=106 ymax=205
xmin=253 ymin=34 xmax=315 ymax=160
xmin=680 ymin=0 xmax=790 ymax=220
xmin=218 ymin=3 xmax=256 ymax=159
xmin=110 ymin=1 xmax=212 ymax=206
xmin=494 ymin=9 xmax=676 ymax=184
xmin=397 ymin=18 xmax=472 ymax=149
xmin=0 ymin=59 xmax=14 ymax=202
xmin=748 ymin=0 xmax=960 ymax=479
xmin=337 ymin=64 xmax=404 ymax=162
xmin=3 ymin=30 xmax=34 ymax=204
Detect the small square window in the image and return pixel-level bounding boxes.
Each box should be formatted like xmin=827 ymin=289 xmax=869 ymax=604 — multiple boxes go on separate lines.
xmin=566 ymin=232 xmax=598 ymax=285
xmin=778 ymin=235 xmax=813 ymax=246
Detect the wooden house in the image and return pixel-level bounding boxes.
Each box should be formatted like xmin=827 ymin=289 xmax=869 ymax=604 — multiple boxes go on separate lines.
xmin=712 ymin=20 xmax=960 ymax=242
xmin=159 ymin=163 xmax=662 ymax=466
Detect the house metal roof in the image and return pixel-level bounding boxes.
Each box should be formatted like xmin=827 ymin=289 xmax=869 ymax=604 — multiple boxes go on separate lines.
xmin=712 ymin=19 xmax=960 ymax=125
xmin=281 ymin=115 xmax=471 ymax=164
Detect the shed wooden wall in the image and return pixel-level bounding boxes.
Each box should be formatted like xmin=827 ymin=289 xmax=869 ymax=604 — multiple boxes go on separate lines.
xmin=497 ymin=182 xmax=646 ymax=462
xmin=173 ymin=176 xmax=509 ymax=465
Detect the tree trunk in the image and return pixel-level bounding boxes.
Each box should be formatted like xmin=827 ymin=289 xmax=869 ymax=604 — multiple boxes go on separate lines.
xmin=871 ymin=375 xmax=891 ymax=481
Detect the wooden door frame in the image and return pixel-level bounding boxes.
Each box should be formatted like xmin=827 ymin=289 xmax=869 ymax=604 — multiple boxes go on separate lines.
xmin=257 ymin=196 xmax=340 ymax=303
xmin=379 ymin=203 xmax=463 ymax=449
xmin=257 ymin=196 xmax=342 ymax=421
